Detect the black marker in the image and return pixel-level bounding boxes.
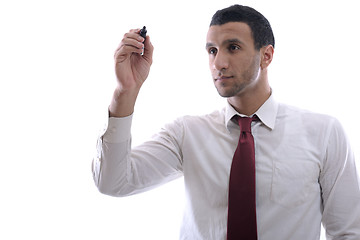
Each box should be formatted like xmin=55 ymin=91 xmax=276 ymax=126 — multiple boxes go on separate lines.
xmin=139 ymin=26 xmax=147 ymax=55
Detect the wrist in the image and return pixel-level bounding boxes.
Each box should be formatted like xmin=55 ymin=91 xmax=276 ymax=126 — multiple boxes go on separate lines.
xmin=113 ymin=86 xmax=140 ymax=100
xmin=109 ymin=87 xmax=139 ymax=118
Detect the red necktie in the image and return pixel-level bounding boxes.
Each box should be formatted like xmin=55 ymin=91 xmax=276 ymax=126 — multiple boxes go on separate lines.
xmin=227 ymin=116 xmax=258 ymax=240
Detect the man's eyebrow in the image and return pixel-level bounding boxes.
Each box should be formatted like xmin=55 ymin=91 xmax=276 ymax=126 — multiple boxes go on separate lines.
xmin=205 ymin=39 xmax=244 ymax=49
xmin=225 ymin=38 xmax=244 ymax=45
xmin=205 ymin=42 xmax=215 ymax=49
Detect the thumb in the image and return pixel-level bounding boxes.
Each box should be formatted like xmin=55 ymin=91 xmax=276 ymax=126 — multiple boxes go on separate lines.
xmin=143 ymin=35 xmax=154 ymax=61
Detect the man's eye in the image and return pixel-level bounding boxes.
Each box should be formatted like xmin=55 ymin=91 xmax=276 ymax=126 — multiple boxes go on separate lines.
xmin=208 ymin=48 xmax=217 ymax=55
xmin=229 ymin=45 xmax=240 ymax=51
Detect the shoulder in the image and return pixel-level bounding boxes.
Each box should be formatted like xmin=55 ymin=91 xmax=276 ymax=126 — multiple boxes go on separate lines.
xmin=179 ymin=108 xmax=226 ymax=128
xmin=278 ymin=103 xmax=338 ymax=126
xmin=276 ymin=103 xmax=345 ymax=141
xmin=159 ymin=108 xmax=226 ymax=143
xmin=162 ymin=108 xmax=226 ymax=135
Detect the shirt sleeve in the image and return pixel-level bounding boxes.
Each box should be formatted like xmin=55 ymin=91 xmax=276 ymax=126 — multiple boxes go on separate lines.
xmin=92 ymin=114 xmax=184 ymax=197
xmin=320 ymin=118 xmax=360 ymax=239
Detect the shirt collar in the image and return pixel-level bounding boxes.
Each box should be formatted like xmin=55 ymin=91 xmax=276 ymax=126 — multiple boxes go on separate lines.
xmin=225 ymin=94 xmax=278 ymax=131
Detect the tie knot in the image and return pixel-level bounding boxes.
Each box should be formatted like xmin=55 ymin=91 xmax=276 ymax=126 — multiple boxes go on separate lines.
xmin=235 ymin=115 xmax=258 ymax=133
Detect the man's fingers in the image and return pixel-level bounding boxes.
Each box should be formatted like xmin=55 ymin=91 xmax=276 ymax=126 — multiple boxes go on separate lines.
xmin=121 ymin=38 xmax=144 ymax=50
xmin=116 ymin=44 xmax=143 ymax=56
xmin=114 ymin=28 xmax=153 ymax=63
xmin=124 ymin=31 xmax=145 ymax=43
xmin=114 ymin=32 xmax=145 ymax=58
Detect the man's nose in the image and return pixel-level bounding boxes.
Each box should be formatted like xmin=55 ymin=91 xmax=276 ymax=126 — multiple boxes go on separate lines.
xmin=213 ymin=51 xmax=229 ymax=71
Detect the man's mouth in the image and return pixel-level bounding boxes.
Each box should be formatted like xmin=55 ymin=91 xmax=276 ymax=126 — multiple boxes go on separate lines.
xmin=215 ymin=76 xmax=233 ymax=81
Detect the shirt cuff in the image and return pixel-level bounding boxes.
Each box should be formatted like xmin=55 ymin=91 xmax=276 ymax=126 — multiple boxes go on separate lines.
xmin=103 ymin=114 xmax=133 ymax=143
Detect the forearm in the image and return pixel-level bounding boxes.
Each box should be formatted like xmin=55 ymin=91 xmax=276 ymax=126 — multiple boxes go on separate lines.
xmin=109 ymin=87 xmax=140 ymax=118
xmin=97 ymin=140 xmax=133 ymax=196
xmin=92 ymin=116 xmax=184 ymax=197
xmin=92 ymin=116 xmax=134 ymax=196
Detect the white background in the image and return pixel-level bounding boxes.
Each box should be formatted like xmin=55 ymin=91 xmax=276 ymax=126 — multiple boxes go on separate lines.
xmin=0 ymin=0 xmax=359 ymax=239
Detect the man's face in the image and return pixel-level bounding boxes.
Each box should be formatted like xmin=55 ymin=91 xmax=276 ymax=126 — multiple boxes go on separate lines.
xmin=206 ymin=22 xmax=261 ymax=98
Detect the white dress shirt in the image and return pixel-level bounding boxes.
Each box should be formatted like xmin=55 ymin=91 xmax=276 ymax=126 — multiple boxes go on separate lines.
xmin=92 ymin=95 xmax=360 ymax=240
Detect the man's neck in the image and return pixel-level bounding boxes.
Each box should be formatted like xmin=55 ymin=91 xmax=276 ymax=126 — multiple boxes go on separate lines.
xmin=227 ymin=86 xmax=271 ymax=116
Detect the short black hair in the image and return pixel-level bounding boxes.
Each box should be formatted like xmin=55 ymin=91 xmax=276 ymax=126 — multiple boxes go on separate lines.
xmin=210 ymin=5 xmax=275 ymax=50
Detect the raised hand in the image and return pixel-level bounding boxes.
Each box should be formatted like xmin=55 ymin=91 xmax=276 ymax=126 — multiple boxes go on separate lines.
xmin=114 ymin=28 xmax=154 ymax=93
xmin=110 ymin=28 xmax=154 ymax=117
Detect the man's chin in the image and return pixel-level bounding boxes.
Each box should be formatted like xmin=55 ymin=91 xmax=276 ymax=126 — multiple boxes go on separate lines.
xmin=215 ymin=86 xmax=239 ymax=98
xmin=216 ymin=90 xmax=236 ymax=98
xmin=215 ymin=83 xmax=246 ymax=98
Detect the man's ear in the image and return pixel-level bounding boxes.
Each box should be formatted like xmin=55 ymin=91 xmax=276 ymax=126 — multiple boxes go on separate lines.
xmin=260 ymin=45 xmax=274 ymax=69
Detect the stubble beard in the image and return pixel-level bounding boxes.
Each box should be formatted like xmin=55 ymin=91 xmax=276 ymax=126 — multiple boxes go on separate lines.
xmin=216 ymin=81 xmax=247 ymax=98
xmin=215 ymin=56 xmax=261 ymax=98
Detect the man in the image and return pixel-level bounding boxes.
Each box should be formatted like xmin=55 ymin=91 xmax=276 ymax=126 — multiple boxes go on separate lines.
xmin=92 ymin=5 xmax=360 ymax=240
